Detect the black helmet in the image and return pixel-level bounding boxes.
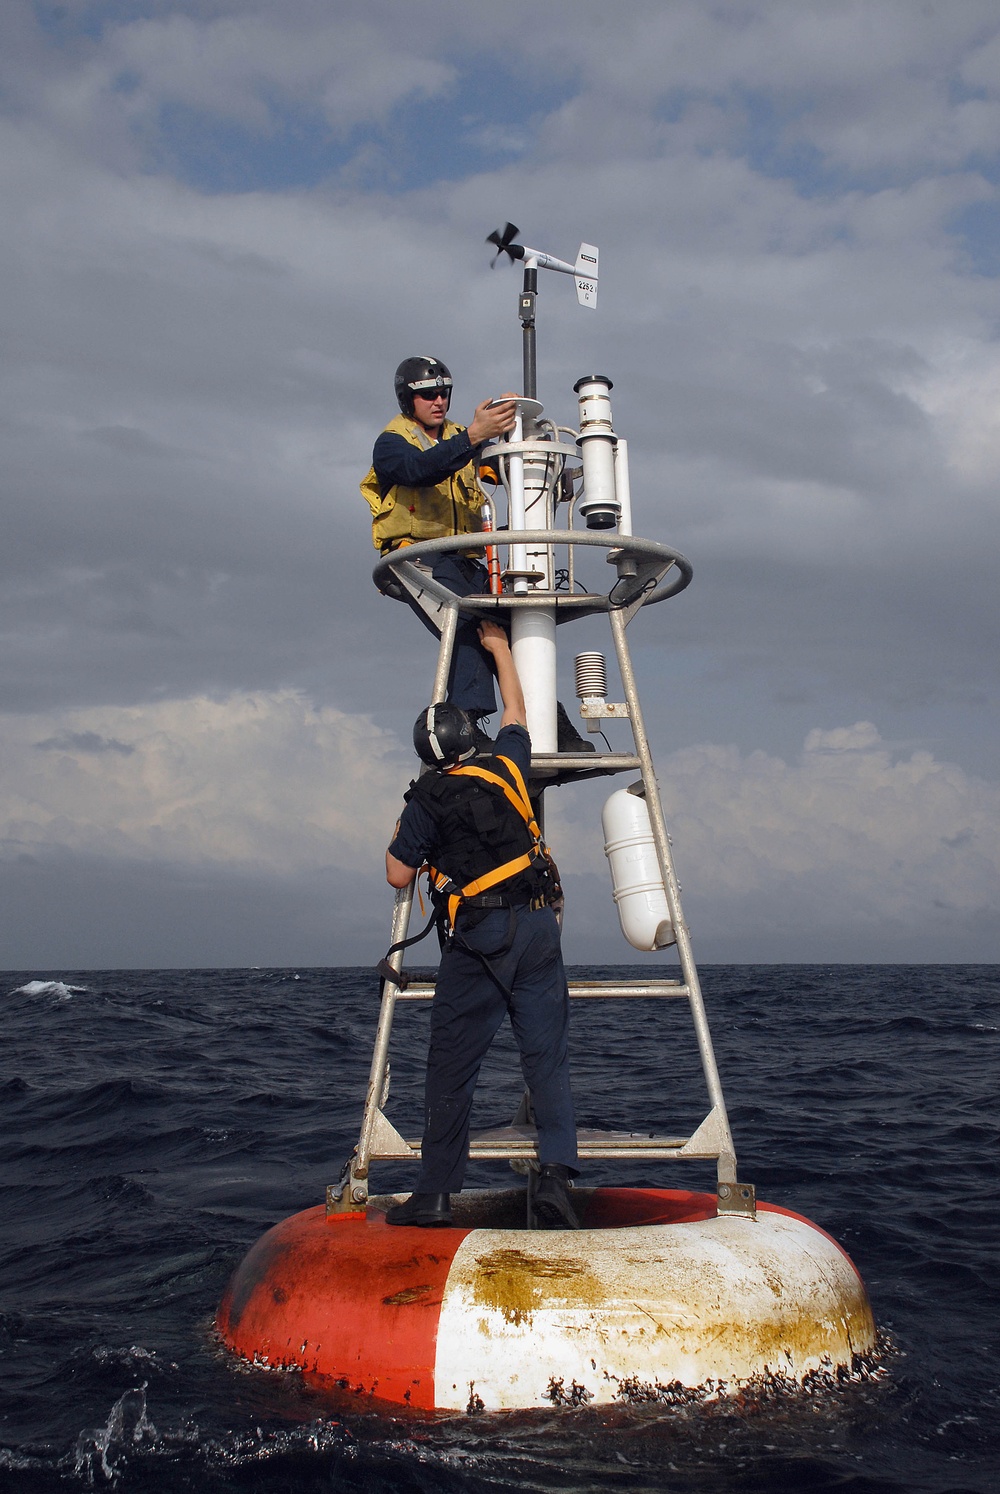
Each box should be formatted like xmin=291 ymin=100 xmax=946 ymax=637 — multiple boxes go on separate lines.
xmin=413 ymin=703 xmax=476 ymax=767
xmin=395 ymin=356 xmax=453 ymax=417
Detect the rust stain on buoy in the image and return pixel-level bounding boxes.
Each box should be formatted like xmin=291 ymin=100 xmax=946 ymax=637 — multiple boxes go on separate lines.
xmin=471 ymin=1247 xmax=601 ymax=1326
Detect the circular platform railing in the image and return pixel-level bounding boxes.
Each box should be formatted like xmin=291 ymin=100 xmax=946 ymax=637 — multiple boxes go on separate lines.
xmin=372 ymin=529 xmax=692 ymax=622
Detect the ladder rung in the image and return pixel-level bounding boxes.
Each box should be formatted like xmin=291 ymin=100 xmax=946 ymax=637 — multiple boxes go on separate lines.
xmin=531 ymin=753 xmax=639 ymax=769
xmin=396 ymin=979 xmax=688 ymax=1002
xmin=568 ymin=980 xmax=688 ymax=1000
xmin=367 ymin=1123 xmax=718 ymax=1163
xmin=464 ymin=1124 xmax=690 ymax=1156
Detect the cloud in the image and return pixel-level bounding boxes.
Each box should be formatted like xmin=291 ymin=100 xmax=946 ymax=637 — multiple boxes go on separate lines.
xmin=0 ymin=848 xmax=389 ymax=970
xmin=9 ymin=6 xmax=455 ymax=164
xmin=2 ymin=698 xmax=997 ymax=963
xmin=1 ymin=692 xmax=410 ymax=874
xmin=1 ymin=1 xmax=999 ymax=960
xmin=548 ymin=720 xmax=1000 ymax=961
xmin=34 ymin=730 xmax=134 ymax=755
xmin=109 ymin=13 xmax=454 ymax=134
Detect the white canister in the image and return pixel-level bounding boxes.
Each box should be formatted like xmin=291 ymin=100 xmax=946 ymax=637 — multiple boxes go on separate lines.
xmin=601 ymin=786 xmax=675 ymax=951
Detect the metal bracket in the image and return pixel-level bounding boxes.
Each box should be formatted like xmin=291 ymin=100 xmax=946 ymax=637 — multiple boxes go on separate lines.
xmin=326 ymin=1152 xmax=366 ymax=1217
xmin=677 ymin=1105 xmax=730 ymax=1159
xmin=606 ymin=549 xmax=676 ymax=624
xmin=717 ymin=1181 xmax=757 ymax=1219
xmin=525 ymin=1164 xmax=540 ymax=1228
xmin=365 ymin=1108 xmax=415 ymax=1160
xmin=579 ymin=700 xmax=629 ymax=719
xmin=389 ymin=558 xmax=453 ymax=630
xmin=502 ymin=568 xmax=546 ymax=585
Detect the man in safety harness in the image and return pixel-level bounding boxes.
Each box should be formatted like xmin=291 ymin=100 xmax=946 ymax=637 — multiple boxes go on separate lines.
xmin=384 ymin=618 xmax=580 ymax=1229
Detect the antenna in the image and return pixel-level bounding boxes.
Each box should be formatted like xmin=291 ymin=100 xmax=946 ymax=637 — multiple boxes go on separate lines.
xmin=486 ymin=224 xmax=599 ymax=398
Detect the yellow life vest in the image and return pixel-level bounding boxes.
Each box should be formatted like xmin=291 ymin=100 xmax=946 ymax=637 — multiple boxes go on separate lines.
xmin=360 ymin=412 xmax=485 ymax=553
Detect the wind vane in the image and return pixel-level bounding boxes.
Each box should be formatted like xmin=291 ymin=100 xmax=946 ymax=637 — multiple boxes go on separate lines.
xmin=486 ymin=222 xmax=599 ymax=398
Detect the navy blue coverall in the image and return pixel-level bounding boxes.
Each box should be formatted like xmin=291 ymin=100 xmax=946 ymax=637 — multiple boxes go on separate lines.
xmin=387 ymin=724 xmax=578 ymax=1193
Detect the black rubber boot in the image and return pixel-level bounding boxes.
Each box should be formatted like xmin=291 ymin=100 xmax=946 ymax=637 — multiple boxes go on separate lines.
xmin=533 ymin=1164 xmax=580 ymax=1230
xmin=556 ymin=702 xmax=596 ymax=753
xmin=385 ymin=1192 xmax=453 ymax=1227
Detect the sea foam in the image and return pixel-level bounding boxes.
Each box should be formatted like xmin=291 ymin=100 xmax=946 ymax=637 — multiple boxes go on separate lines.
xmin=11 ymin=980 xmax=87 ymax=998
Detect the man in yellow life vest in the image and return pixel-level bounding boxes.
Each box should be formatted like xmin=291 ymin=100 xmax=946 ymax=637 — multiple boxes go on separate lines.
xmin=384 ymin=619 xmax=579 ymax=1230
xmin=360 ymin=357 xmax=517 ymax=751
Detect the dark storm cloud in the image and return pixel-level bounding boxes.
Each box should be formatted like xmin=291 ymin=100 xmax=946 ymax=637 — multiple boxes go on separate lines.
xmin=34 ymin=731 xmax=134 ymax=755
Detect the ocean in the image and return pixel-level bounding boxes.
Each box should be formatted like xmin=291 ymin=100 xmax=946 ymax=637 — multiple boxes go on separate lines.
xmin=1 ymin=965 xmax=996 ymax=1493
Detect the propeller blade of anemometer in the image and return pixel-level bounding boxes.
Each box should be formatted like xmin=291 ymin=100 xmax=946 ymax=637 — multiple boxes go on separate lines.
xmin=486 ymin=222 xmax=521 ymax=266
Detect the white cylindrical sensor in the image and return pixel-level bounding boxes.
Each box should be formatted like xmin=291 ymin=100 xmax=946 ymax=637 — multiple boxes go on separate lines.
xmin=574 ymin=375 xmax=621 ymax=531
xmin=602 ymin=786 xmax=675 ymax=950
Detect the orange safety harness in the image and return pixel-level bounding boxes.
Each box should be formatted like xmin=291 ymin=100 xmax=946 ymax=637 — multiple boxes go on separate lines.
xmin=377 ymin=753 xmax=560 ymax=996
xmin=426 ymin=754 xmax=554 ymax=933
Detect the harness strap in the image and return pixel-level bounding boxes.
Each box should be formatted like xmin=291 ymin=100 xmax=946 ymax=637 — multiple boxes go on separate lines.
xmin=380 ymin=752 xmax=549 ymax=997
xmin=430 ymin=752 xmax=553 ymax=930
xmin=430 ymin=853 xmax=536 ymax=930
xmin=447 ymin=756 xmax=539 ymax=835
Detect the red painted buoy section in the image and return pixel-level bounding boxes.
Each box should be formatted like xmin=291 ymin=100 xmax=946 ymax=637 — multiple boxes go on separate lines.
xmin=216 ymin=1188 xmax=876 ymax=1410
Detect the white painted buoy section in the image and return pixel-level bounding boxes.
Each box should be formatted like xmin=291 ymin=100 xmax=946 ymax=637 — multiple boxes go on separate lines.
xmin=434 ymin=1206 xmax=873 ymax=1410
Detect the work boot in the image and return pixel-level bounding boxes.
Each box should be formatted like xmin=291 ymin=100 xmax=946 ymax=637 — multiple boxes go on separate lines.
xmin=385 ymin=1192 xmax=453 ymax=1227
xmin=556 ymin=701 xmax=596 ymax=754
xmin=470 ymin=717 xmax=495 ymax=756
xmin=533 ymin=1164 xmax=580 ymax=1230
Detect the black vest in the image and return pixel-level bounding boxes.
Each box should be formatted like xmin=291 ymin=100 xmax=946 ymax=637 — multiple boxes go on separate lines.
xmin=404 ymin=758 xmax=542 ymax=904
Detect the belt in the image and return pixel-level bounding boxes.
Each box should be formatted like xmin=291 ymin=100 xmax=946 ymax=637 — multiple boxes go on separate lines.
xmin=381 ymin=541 xmax=485 ymax=561
xmin=461 ymin=893 xmax=531 ymax=910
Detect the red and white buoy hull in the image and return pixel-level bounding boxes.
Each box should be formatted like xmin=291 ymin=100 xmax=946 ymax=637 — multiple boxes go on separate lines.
xmin=216 ymin=1188 xmax=875 ymax=1411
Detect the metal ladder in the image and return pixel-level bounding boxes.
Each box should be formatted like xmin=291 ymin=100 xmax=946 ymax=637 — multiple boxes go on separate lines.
xmin=327 ymin=530 xmax=755 ymax=1220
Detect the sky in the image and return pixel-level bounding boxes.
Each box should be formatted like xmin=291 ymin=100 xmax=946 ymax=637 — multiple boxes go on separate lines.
xmin=2 ymin=0 xmax=1000 ymax=967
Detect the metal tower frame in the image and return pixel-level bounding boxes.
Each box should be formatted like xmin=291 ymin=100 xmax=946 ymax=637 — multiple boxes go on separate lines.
xmin=327 ymin=526 xmax=755 ymax=1222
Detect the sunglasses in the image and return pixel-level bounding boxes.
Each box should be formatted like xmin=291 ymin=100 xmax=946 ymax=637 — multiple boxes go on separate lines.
xmin=412 ymin=387 xmax=451 ymax=401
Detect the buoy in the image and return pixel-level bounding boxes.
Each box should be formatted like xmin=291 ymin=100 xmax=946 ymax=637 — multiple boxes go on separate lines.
xmin=218 ymin=228 xmax=878 ymax=1412
xmin=216 ymin=1187 xmax=875 ymax=1411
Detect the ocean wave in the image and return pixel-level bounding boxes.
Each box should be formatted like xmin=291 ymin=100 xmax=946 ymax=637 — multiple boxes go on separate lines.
xmin=10 ymin=979 xmax=88 ymax=998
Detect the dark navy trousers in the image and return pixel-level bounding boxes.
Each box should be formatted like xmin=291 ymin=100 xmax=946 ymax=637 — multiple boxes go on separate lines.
xmin=415 ymin=905 xmax=578 ymax=1193
xmin=403 ymin=553 xmax=498 ymax=719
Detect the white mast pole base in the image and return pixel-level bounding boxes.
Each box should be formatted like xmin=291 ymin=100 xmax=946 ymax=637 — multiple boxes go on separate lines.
xmin=512 ymin=610 xmax=557 ymax=753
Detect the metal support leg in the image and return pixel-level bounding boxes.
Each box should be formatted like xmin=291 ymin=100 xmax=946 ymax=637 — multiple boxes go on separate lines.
xmin=328 ymin=881 xmax=417 ymax=1214
xmin=432 ymin=603 xmax=459 ymax=706
xmin=525 ymin=1167 xmax=539 ymax=1229
xmin=328 ymin=605 xmax=458 ymax=1215
xmin=608 ymin=607 xmax=741 ymax=1191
